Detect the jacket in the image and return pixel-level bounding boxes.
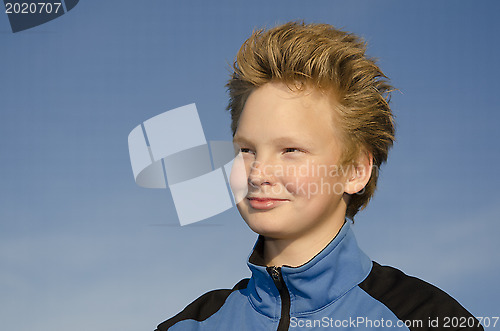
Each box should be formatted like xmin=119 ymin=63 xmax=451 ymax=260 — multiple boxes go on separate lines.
xmin=156 ymin=221 xmax=483 ymax=330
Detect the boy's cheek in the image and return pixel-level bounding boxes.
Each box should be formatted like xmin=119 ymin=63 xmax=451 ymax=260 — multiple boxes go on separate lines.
xmin=283 ymin=176 xmax=313 ymax=196
xmin=284 ymin=175 xmax=346 ymax=197
xmin=229 ymin=153 xmax=248 ymax=204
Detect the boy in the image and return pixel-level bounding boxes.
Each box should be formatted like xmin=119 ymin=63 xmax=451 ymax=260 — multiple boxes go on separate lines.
xmin=156 ymin=21 xmax=482 ymax=330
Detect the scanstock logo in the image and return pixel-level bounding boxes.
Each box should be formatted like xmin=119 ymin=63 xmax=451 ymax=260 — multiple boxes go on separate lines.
xmin=3 ymin=0 xmax=79 ymax=33
xmin=128 ymin=104 xmax=247 ymax=226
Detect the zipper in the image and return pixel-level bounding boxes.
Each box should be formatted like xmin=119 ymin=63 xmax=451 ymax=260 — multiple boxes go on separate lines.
xmin=267 ymin=266 xmax=291 ymax=331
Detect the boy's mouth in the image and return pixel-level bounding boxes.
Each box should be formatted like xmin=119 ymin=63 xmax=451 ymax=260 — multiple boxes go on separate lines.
xmin=247 ymin=197 xmax=289 ymax=210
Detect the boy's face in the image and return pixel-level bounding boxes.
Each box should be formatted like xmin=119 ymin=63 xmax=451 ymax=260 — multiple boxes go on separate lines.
xmin=231 ymin=82 xmax=351 ymax=240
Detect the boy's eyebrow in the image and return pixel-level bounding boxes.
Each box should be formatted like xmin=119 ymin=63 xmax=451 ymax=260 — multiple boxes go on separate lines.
xmin=232 ymin=135 xmax=251 ymax=145
xmin=233 ymin=135 xmax=313 ymax=146
xmin=271 ymin=136 xmax=313 ymax=146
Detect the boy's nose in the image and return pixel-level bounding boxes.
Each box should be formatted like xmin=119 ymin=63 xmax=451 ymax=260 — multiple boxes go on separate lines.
xmin=248 ymin=160 xmax=276 ymax=188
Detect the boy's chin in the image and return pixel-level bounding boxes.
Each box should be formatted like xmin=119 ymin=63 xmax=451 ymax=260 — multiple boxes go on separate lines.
xmin=242 ymin=215 xmax=298 ymax=240
xmin=237 ymin=202 xmax=303 ymax=239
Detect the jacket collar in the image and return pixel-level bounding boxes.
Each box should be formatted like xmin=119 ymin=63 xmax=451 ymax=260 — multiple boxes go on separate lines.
xmin=246 ymin=221 xmax=372 ymax=317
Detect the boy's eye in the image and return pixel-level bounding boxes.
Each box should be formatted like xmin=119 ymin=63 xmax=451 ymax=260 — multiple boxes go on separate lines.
xmin=283 ymin=147 xmax=302 ymax=153
xmin=240 ymin=148 xmax=254 ymax=154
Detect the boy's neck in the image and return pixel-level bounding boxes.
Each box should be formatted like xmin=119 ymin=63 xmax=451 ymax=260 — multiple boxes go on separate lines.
xmin=263 ymin=208 xmax=347 ymax=268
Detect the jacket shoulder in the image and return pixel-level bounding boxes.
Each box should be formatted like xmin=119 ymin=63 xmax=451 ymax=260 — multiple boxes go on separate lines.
xmin=155 ymin=278 xmax=249 ymax=331
xmin=359 ymin=262 xmax=483 ymax=330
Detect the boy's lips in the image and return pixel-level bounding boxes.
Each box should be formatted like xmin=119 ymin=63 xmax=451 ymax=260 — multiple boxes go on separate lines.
xmin=247 ymin=197 xmax=289 ymax=210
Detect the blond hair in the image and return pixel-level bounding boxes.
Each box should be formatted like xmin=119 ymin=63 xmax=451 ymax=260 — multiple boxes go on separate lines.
xmin=227 ymin=21 xmax=395 ymax=220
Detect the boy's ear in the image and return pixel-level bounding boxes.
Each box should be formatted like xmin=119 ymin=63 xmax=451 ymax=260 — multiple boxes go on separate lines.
xmin=344 ymin=152 xmax=373 ymax=195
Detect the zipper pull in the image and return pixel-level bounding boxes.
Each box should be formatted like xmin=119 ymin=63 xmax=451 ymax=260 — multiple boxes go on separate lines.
xmin=267 ymin=266 xmax=285 ymax=291
xmin=270 ymin=266 xmax=280 ymax=281
xmin=268 ymin=266 xmax=284 ymax=291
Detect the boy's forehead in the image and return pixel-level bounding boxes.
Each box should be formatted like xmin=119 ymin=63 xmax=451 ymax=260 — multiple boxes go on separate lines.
xmin=232 ymin=85 xmax=347 ymax=150
xmin=235 ymin=83 xmax=340 ymax=133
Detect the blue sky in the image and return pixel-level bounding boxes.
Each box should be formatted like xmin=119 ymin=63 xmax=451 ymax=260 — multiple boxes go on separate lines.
xmin=1 ymin=1 xmax=499 ymax=330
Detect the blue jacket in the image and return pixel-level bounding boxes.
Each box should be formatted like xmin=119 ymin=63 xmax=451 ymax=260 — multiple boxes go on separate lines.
xmin=156 ymin=222 xmax=482 ymax=330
